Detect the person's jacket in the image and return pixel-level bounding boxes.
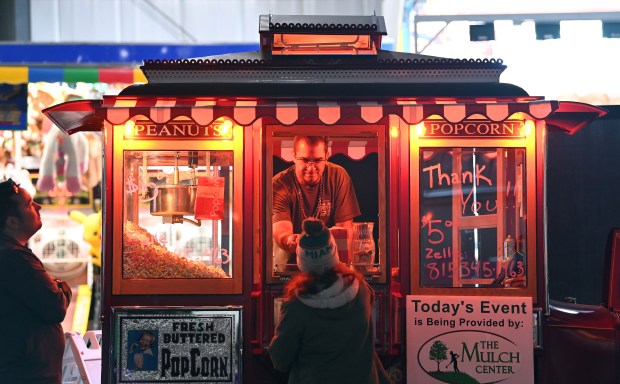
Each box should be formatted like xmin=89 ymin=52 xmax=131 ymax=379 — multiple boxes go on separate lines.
xmin=269 ymin=274 xmax=391 ymax=384
xmin=0 ymin=234 xmax=72 ymax=384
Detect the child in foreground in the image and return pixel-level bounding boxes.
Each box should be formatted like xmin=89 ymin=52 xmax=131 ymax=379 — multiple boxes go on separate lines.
xmin=269 ymin=218 xmax=391 ymax=384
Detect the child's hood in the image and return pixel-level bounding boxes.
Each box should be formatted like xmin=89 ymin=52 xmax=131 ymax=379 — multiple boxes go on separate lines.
xmin=296 ymin=275 xmax=360 ymax=309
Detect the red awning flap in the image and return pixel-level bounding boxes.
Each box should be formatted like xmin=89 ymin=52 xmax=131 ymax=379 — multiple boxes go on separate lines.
xmin=42 ymin=99 xmax=103 ymax=135
xmin=545 ymin=101 xmax=608 ymax=135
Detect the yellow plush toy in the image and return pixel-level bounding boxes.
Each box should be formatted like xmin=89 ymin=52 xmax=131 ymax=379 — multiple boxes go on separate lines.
xmin=69 ymin=210 xmax=102 ymax=268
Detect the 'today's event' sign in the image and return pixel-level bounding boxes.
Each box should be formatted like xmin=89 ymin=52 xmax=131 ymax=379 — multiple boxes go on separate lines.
xmin=406 ymin=295 xmax=533 ymax=384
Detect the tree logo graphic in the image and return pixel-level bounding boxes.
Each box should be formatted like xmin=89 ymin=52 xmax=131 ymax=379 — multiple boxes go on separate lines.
xmin=418 ymin=330 xmax=523 ymax=384
xmin=429 ymin=340 xmax=449 ymax=372
xmin=422 ymin=338 xmax=479 ymax=383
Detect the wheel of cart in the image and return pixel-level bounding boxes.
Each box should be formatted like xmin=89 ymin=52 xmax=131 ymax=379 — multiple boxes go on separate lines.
xmin=62 ymin=330 xmax=102 ymax=384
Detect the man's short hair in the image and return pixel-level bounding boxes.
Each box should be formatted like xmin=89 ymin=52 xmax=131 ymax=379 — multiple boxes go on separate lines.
xmin=0 ymin=179 xmax=20 ymax=233
xmin=293 ymin=136 xmax=329 ymax=154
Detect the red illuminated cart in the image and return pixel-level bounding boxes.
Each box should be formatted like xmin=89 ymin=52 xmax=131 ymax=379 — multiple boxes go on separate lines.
xmin=45 ymin=14 xmax=612 ymax=384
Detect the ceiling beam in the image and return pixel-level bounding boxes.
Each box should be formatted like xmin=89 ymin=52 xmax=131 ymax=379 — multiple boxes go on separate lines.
xmin=414 ymin=11 xmax=620 ymax=24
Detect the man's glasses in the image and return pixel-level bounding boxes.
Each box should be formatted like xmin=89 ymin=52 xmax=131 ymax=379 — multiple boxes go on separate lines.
xmin=294 ymin=156 xmax=326 ymax=166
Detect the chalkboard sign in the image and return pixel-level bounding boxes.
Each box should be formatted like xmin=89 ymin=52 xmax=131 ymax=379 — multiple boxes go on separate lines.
xmin=419 ymin=147 xmax=528 ymax=288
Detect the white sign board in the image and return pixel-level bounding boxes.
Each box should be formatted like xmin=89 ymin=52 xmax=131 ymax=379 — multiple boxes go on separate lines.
xmin=406 ymin=295 xmax=533 ymax=384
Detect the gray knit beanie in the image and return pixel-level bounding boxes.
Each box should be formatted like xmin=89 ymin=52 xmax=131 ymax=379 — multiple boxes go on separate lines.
xmin=296 ymin=218 xmax=338 ymax=274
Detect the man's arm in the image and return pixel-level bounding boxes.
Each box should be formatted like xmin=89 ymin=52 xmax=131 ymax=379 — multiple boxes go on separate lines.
xmin=273 ymin=220 xmax=299 ymax=254
xmin=272 ymin=171 xmax=299 ymax=254
xmin=2 ymin=251 xmax=71 ymax=323
xmin=331 ymin=165 xmax=361 ymax=223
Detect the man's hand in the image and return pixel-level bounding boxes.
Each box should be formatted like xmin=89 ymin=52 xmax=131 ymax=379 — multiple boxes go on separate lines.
xmin=285 ymin=234 xmax=300 ymax=253
xmin=55 ymin=279 xmax=72 ymax=301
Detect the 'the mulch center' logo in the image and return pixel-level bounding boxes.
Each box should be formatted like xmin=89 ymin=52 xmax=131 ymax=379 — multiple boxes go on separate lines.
xmin=417 ymin=330 xmax=521 ymax=384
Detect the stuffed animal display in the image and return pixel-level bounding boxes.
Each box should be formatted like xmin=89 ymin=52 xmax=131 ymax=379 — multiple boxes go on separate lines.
xmin=37 ymin=126 xmax=89 ymax=194
xmin=69 ymin=210 xmax=102 ymax=268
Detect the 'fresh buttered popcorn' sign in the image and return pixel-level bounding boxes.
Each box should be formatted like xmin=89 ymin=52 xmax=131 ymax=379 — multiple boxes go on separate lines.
xmin=113 ymin=307 xmax=242 ymax=383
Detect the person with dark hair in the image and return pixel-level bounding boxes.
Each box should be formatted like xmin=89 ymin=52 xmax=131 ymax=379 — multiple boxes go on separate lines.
xmin=128 ymin=331 xmax=157 ymax=371
xmin=269 ymin=218 xmax=391 ymax=384
xmin=0 ymin=178 xmax=72 ymax=383
xmin=272 ymin=136 xmax=360 ymax=270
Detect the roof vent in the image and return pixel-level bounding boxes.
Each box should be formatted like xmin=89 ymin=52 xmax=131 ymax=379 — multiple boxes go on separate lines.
xmin=259 ymin=14 xmax=387 ymax=56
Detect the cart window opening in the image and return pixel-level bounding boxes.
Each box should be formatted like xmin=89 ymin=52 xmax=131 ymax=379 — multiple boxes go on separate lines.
xmin=122 ymin=150 xmax=234 ymax=279
xmin=419 ymin=147 xmax=527 ymax=288
xmin=270 ymin=133 xmax=384 ymax=281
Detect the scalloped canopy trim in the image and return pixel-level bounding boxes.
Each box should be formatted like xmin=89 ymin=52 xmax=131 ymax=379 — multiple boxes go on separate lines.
xmin=44 ymin=99 xmax=606 ymax=136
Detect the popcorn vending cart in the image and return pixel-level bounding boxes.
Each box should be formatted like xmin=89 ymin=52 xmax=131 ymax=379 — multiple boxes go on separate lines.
xmin=44 ymin=14 xmax=609 ymax=384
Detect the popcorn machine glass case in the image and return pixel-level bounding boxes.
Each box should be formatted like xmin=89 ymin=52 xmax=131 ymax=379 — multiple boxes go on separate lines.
xmin=111 ymin=119 xmax=243 ymax=295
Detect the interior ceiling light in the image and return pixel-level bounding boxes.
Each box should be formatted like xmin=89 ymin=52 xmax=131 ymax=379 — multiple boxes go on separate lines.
xmin=603 ymin=21 xmax=620 ymax=38
xmin=469 ymin=23 xmax=495 ymax=41
xmin=535 ymin=22 xmax=561 ymax=40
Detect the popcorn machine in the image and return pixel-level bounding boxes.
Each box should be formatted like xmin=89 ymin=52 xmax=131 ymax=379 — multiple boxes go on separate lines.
xmin=44 ymin=14 xmax=608 ymax=384
xmin=117 ymin=147 xmax=239 ymax=289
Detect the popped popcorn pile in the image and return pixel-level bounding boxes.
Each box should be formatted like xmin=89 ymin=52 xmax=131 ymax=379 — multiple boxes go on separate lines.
xmin=123 ymin=221 xmax=229 ymax=279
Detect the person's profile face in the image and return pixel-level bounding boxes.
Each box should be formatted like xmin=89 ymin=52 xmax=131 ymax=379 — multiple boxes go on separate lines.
xmin=294 ymin=139 xmax=328 ymax=187
xmin=10 ymin=187 xmax=42 ymax=237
